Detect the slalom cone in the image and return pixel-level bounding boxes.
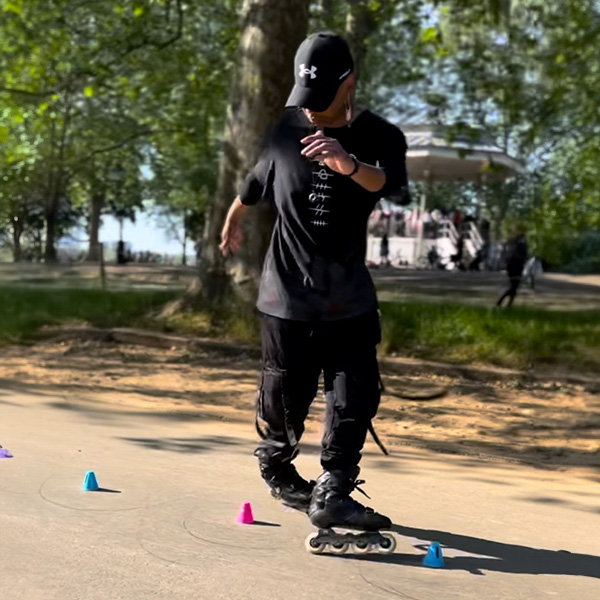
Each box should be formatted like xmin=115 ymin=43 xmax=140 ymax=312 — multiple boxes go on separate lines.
xmin=82 ymin=471 xmax=100 ymax=491
xmin=0 ymin=448 xmax=13 ymax=458
xmin=236 ymin=501 xmax=254 ymax=524
xmin=423 ymin=541 xmax=445 ymax=567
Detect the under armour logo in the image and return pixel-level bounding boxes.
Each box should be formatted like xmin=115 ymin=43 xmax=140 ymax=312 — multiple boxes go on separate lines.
xmin=299 ymin=64 xmax=317 ymax=79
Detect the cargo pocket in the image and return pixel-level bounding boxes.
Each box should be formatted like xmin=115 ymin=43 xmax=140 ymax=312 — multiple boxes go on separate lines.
xmin=260 ymin=367 xmax=298 ymax=448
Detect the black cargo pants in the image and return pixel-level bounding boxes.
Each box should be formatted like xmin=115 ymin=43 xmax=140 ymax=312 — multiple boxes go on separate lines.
xmin=254 ymin=311 xmax=382 ymax=472
xmin=497 ymin=267 xmax=524 ymax=307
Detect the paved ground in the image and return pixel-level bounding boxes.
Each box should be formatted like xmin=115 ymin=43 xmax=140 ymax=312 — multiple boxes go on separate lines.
xmin=1 ymin=389 xmax=599 ymax=600
xmin=372 ymin=269 xmax=600 ymax=310
xmin=2 ymin=263 xmax=599 ymax=310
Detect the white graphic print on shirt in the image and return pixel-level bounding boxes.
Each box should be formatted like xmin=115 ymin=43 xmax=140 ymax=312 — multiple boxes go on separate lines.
xmin=308 ymin=166 xmax=334 ymax=228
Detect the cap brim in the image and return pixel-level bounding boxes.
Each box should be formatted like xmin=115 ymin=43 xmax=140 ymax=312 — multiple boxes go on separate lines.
xmin=285 ymin=83 xmax=338 ymax=112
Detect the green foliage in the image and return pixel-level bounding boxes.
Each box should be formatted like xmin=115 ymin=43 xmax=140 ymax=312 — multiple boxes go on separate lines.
xmin=541 ymin=232 xmax=600 ymax=273
xmin=406 ymin=0 xmax=600 ymax=259
xmin=1 ymin=279 xmax=598 ymax=373
xmin=1 ymin=0 xmax=598 ymax=269
xmin=0 ymin=0 xmax=241 ymax=261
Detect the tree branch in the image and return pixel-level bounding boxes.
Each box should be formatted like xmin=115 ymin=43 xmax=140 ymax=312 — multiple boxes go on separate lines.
xmin=65 ymin=126 xmax=189 ymax=179
xmin=0 ymin=86 xmax=56 ymax=97
xmin=156 ymin=0 xmax=184 ymax=50
xmin=101 ymin=0 xmax=185 ymax=71
xmin=67 ymin=129 xmax=152 ymax=176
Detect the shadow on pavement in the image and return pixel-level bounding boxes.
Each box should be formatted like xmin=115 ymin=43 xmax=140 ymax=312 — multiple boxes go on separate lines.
xmin=345 ymin=523 xmax=600 ymax=579
xmin=118 ymin=435 xmax=249 ymax=455
xmin=251 ymin=521 xmax=281 ymax=527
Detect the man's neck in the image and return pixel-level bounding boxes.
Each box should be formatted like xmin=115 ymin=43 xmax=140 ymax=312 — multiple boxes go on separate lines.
xmin=300 ymin=107 xmax=364 ymax=129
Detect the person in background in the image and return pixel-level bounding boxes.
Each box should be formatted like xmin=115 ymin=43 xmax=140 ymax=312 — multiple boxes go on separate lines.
xmin=496 ymin=231 xmax=528 ymax=307
xmin=380 ymin=233 xmax=390 ymax=267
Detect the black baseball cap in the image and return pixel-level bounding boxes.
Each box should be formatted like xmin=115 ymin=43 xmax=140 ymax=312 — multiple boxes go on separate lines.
xmin=286 ymin=32 xmax=354 ymax=112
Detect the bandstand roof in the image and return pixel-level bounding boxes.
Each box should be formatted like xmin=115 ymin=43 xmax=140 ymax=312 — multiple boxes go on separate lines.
xmin=400 ymin=122 xmax=524 ymax=183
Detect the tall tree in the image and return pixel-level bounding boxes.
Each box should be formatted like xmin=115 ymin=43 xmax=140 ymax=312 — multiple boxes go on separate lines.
xmin=0 ymin=0 xmax=239 ymax=263
xmin=175 ymin=0 xmax=311 ymax=311
xmin=177 ymin=0 xmax=425 ymax=313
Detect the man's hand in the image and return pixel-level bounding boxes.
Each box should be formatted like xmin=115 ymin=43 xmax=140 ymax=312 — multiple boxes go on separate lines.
xmin=220 ymin=197 xmax=247 ymax=257
xmin=300 ymin=130 xmax=356 ymax=175
xmin=220 ymin=218 xmax=242 ymax=257
xmin=301 ymin=130 xmax=387 ymax=193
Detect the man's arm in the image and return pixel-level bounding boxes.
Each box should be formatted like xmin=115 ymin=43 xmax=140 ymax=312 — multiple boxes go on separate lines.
xmin=348 ymin=161 xmax=386 ymax=193
xmin=220 ymin=152 xmax=275 ymax=257
xmin=300 ymin=128 xmax=407 ymax=194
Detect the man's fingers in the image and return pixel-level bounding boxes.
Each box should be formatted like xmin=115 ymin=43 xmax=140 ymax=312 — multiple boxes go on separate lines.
xmin=306 ymin=150 xmax=332 ymax=162
xmin=300 ymin=131 xmax=327 ymax=144
xmin=301 ymin=136 xmax=333 ymax=149
xmin=301 ymin=140 xmax=334 ymax=157
xmin=220 ymin=223 xmax=242 ymax=257
xmin=219 ymin=237 xmax=231 ymax=255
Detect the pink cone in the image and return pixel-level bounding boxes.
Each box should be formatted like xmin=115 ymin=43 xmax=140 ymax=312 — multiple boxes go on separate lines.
xmin=236 ymin=501 xmax=254 ymax=524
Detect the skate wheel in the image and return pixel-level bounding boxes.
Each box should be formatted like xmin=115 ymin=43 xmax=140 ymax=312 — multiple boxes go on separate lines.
xmin=305 ymin=532 xmax=326 ymax=554
xmin=329 ymin=541 xmax=349 ymax=555
xmin=378 ymin=533 xmax=396 ymax=554
xmin=352 ymin=539 xmax=371 ymax=554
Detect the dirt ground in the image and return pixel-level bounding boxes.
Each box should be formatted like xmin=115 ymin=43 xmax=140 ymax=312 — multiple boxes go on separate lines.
xmin=2 ymin=335 xmax=598 ymax=474
xmin=2 ymin=266 xmax=598 ymax=474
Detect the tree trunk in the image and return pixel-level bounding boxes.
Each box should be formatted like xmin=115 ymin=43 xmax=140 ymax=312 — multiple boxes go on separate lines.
xmin=195 ymin=0 xmax=310 ymax=308
xmin=86 ymin=192 xmax=104 ymax=262
xmin=182 ymin=207 xmax=188 ymax=266
xmin=44 ymin=106 xmax=69 ymax=265
xmin=11 ymin=216 xmax=23 ymax=262
xmin=44 ymin=199 xmax=58 ymax=264
xmin=488 ymin=183 xmax=509 ymax=246
xmin=346 ymin=0 xmax=399 ymax=82
xmin=316 ymin=0 xmax=337 ymax=29
xmin=345 ymin=1 xmax=378 ymax=79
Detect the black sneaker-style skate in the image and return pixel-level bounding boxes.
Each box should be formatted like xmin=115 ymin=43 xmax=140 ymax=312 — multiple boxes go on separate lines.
xmin=306 ymin=469 xmax=395 ymax=555
xmin=258 ymin=461 xmax=315 ymax=513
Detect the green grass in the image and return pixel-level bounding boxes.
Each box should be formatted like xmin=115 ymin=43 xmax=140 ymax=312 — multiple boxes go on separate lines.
xmin=1 ymin=286 xmax=599 ymax=374
xmin=380 ymin=301 xmax=600 ymax=372
xmin=0 ymin=287 xmax=177 ymax=344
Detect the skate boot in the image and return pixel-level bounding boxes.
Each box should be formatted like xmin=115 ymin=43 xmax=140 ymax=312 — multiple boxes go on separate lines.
xmin=257 ymin=460 xmax=315 ymax=513
xmin=306 ymin=468 xmax=395 ymax=555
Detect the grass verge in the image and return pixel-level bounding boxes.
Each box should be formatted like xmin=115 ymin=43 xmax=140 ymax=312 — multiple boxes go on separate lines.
xmin=380 ymin=301 xmax=600 ymax=372
xmin=2 ymin=287 xmax=599 ymax=374
xmin=0 ymin=287 xmax=177 ymax=344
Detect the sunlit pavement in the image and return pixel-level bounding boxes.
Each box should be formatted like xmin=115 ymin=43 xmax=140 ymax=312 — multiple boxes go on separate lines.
xmin=1 ymin=389 xmax=599 ymax=600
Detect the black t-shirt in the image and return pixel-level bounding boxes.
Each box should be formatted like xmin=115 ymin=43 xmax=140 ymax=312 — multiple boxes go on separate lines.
xmin=240 ymin=108 xmax=408 ymax=322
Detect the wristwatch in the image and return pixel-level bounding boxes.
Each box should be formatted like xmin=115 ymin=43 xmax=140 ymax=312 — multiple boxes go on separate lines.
xmin=346 ymin=154 xmax=360 ymax=177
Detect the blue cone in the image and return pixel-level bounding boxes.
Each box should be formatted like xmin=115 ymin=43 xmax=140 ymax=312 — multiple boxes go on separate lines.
xmin=423 ymin=541 xmax=445 ymax=568
xmin=82 ymin=471 xmax=99 ymax=491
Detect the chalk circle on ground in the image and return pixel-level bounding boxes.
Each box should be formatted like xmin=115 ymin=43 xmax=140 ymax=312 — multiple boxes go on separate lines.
xmin=38 ymin=473 xmax=175 ymax=512
xmin=181 ymin=504 xmax=288 ymax=551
